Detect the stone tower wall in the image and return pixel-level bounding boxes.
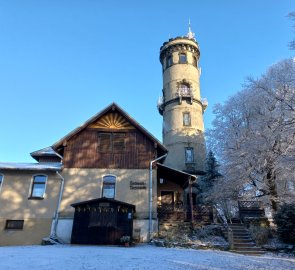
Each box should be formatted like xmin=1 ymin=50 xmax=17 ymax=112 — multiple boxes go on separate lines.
xmin=159 ymin=37 xmax=206 ymax=173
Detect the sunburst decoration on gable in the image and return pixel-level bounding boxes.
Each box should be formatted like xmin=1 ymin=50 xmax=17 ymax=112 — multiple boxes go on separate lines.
xmin=89 ymin=112 xmax=135 ymax=129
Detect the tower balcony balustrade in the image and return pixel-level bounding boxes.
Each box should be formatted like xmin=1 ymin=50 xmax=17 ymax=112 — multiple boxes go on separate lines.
xmin=177 ymin=88 xmax=193 ymax=104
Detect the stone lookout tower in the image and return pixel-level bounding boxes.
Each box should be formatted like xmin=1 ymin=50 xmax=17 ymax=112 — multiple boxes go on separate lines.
xmin=158 ymin=25 xmax=207 ymax=174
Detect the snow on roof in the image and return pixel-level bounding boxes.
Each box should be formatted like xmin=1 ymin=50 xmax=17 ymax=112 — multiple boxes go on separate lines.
xmin=30 ymin=147 xmax=63 ymax=159
xmin=0 ymin=162 xmax=62 ymax=171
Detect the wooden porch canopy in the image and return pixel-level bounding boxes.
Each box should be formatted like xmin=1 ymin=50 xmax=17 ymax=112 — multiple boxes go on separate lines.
xmin=156 ymin=163 xmax=197 ymax=187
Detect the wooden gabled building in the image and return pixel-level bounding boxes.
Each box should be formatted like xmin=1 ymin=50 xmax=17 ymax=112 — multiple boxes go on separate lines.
xmin=0 ymin=27 xmax=212 ymax=246
xmin=0 ymin=103 xmax=198 ymax=245
xmin=49 ymin=102 xmax=168 ymax=243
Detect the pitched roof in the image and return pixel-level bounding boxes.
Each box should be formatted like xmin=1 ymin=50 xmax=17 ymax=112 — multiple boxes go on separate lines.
xmin=52 ymin=102 xmax=167 ymax=153
xmin=71 ymin=197 xmax=135 ymax=209
xmin=30 ymin=147 xmax=63 ymax=161
xmin=157 ymin=163 xmax=196 ymax=187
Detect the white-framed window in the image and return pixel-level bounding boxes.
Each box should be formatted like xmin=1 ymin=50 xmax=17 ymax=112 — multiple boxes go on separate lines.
xmin=185 ymin=148 xmax=194 ymax=163
xmin=102 ymin=175 xmax=116 ymax=199
xmin=183 ymin=112 xmax=191 ymax=126
xmin=30 ymin=175 xmax=47 ymax=199
xmin=0 ymin=174 xmax=3 ymax=192
xmin=179 ymin=53 xmax=187 ymax=64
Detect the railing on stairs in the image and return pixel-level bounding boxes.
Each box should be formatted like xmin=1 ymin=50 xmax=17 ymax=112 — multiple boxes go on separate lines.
xmin=214 ymin=205 xmax=234 ymax=250
xmin=238 ymin=201 xmax=265 ymax=222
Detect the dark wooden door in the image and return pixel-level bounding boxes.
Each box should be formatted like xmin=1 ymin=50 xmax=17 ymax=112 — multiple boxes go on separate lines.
xmin=161 ymin=191 xmax=174 ymax=205
xmin=161 ymin=191 xmax=174 ymax=212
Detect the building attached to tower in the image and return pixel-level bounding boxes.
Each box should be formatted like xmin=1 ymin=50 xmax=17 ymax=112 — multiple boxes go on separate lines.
xmin=0 ymin=28 xmax=210 ymax=246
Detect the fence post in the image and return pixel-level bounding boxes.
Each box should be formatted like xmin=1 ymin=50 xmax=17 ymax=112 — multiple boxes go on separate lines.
xmin=228 ymin=227 xmax=234 ymax=250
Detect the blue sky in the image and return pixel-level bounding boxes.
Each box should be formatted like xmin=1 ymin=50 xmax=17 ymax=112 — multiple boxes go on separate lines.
xmin=0 ymin=0 xmax=294 ymax=162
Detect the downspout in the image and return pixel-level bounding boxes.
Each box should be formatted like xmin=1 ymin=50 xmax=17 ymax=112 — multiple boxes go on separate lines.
xmin=148 ymin=153 xmax=167 ymax=241
xmin=188 ymin=176 xmax=194 ymax=226
xmin=50 ymin=171 xmax=65 ymax=240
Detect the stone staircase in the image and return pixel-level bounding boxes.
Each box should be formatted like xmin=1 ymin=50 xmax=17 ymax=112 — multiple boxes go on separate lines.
xmin=158 ymin=212 xmax=190 ymax=236
xmin=223 ymin=223 xmax=265 ymax=256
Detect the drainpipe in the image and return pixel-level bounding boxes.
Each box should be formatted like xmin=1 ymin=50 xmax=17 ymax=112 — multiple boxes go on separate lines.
xmin=188 ymin=177 xmax=194 ymax=226
xmin=50 ymin=171 xmax=65 ymax=241
xmin=148 ymin=153 xmax=167 ymax=241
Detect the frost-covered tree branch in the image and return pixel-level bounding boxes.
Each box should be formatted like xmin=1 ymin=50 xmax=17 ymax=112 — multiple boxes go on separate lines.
xmin=207 ymin=58 xmax=295 ymax=215
xmin=289 ymin=12 xmax=295 ymax=50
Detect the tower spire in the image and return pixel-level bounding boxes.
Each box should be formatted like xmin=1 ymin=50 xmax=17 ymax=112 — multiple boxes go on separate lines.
xmin=187 ymin=19 xmax=195 ymax=40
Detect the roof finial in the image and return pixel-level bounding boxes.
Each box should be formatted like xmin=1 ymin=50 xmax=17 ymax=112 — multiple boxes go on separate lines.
xmin=187 ymin=18 xmax=195 ymax=40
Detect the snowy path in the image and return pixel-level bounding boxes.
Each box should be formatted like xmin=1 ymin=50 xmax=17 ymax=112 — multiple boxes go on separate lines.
xmin=0 ymin=244 xmax=294 ymax=270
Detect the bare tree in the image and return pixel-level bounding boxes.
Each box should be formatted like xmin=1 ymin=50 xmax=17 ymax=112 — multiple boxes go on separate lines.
xmin=289 ymin=12 xmax=295 ymax=50
xmin=207 ymin=58 xmax=295 ymax=215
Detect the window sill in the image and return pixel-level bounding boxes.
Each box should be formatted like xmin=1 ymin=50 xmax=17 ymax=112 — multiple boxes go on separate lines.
xmin=28 ymin=197 xmax=44 ymax=200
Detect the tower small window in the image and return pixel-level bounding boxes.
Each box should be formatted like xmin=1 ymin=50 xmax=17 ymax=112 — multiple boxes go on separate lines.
xmin=185 ymin=148 xmax=194 ymax=163
xmin=102 ymin=175 xmax=116 ymax=199
xmin=30 ymin=175 xmax=47 ymax=199
xmin=0 ymin=174 xmax=3 ymax=192
xmin=193 ymin=56 xmax=198 ymax=67
xmin=179 ymin=53 xmax=187 ymax=64
xmin=166 ymin=55 xmax=173 ymax=67
xmin=183 ymin=112 xmax=191 ymax=126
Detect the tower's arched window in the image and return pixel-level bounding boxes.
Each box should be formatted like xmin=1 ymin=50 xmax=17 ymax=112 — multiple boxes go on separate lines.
xmin=179 ymin=53 xmax=187 ymax=64
xmin=185 ymin=148 xmax=194 ymax=163
xmin=166 ymin=55 xmax=173 ymax=68
xmin=30 ymin=175 xmax=47 ymax=198
xmin=102 ymin=175 xmax=116 ymax=199
xmin=183 ymin=112 xmax=191 ymax=126
xmin=0 ymin=174 xmax=3 ymax=192
xmin=193 ymin=56 xmax=198 ymax=67
xmin=179 ymin=83 xmax=190 ymax=96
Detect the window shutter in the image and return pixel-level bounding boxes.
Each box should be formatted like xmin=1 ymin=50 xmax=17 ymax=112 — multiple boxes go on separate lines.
xmin=112 ymin=133 xmax=125 ymax=151
xmin=98 ymin=133 xmax=112 ymax=152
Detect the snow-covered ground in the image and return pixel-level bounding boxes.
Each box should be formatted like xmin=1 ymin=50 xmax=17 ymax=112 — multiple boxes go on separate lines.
xmin=0 ymin=244 xmax=294 ymax=270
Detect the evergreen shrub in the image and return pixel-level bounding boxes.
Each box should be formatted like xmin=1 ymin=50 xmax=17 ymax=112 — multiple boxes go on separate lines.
xmin=274 ymin=203 xmax=295 ymax=244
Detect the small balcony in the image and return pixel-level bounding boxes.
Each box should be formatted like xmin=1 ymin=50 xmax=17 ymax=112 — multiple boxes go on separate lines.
xmin=177 ymin=88 xmax=193 ymax=103
xmin=157 ymin=96 xmax=164 ymax=115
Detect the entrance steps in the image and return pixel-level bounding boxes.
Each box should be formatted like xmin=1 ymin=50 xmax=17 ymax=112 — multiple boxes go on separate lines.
xmin=223 ymin=223 xmax=265 ymax=256
xmin=158 ymin=220 xmax=191 ymax=237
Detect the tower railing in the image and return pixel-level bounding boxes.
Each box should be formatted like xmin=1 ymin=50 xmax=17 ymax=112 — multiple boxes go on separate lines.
xmin=177 ymin=88 xmax=193 ymax=103
xmin=177 ymin=88 xmax=193 ymax=98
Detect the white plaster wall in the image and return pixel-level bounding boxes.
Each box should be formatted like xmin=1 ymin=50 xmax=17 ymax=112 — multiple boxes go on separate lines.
xmin=55 ymin=218 xmax=73 ymax=244
xmin=133 ymin=219 xmax=158 ymax=242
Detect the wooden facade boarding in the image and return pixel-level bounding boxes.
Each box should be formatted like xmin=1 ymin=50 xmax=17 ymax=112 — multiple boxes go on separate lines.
xmin=71 ymin=198 xmax=135 ymax=245
xmin=53 ymin=103 xmax=167 ymax=169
